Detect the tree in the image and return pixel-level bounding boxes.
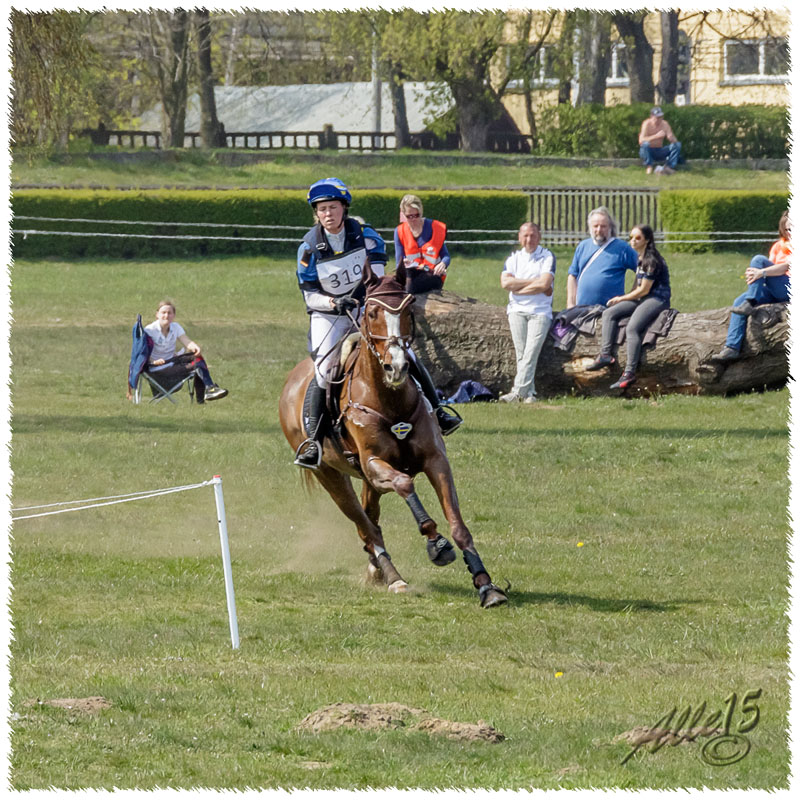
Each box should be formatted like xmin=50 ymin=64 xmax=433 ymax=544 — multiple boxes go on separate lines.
xmin=195 ymin=9 xmax=226 ymax=148
xmin=380 ymin=10 xmax=512 ymax=151
xmin=126 ymin=9 xmax=193 ymax=147
xmin=657 ymin=10 xmax=680 ymax=104
xmin=612 ymin=11 xmax=655 ymax=103
xmin=574 ymin=11 xmax=612 ymax=105
xmin=10 ymin=10 xmax=98 ymax=148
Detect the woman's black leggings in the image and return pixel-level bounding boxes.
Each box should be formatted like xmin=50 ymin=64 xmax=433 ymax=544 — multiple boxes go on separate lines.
xmin=599 ymin=296 xmax=668 ymax=373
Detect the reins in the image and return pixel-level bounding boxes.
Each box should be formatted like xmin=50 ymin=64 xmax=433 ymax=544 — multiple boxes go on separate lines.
xmin=338 ymin=286 xmax=420 ymax=428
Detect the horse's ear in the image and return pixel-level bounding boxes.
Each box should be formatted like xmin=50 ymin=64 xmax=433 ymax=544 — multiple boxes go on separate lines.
xmin=394 ymin=259 xmax=407 ymax=289
xmin=364 ymin=260 xmax=381 ymax=290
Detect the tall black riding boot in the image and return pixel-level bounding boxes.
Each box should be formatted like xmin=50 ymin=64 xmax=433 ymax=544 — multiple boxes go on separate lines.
xmin=409 ymin=357 xmax=462 ymax=436
xmin=294 ymin=379 xmax=326 ymax=469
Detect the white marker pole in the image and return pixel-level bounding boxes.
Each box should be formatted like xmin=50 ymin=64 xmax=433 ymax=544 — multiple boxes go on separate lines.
xmin=212 ymin=475 xmax=239 ymax=649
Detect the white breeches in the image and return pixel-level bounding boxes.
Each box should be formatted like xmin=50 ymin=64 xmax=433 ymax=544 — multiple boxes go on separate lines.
xmin=308 ymin=310 xmax=360 ymax=389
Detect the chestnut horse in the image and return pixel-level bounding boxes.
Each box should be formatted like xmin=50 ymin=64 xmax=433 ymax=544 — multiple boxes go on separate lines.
xmin=279 ymin=268 xmax=507 ymax=608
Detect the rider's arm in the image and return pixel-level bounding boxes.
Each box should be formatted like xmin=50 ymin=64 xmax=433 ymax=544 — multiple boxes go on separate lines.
xmin=298 ymin=242 xmax=335 ymax=312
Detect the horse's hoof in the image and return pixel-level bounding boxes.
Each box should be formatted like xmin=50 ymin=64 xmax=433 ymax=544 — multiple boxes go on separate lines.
xmin=366 ymin=562 xmax=384 ymax=585
xmin=479 ymin=583 xmax=508 ymax=608
xmin=426 ymin=534 xmax=456 ymax=566
xmin=387 ymin=580 xmax=409 ymax=593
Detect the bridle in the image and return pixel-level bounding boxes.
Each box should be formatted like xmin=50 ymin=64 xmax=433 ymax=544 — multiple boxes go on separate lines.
xmin=351 ymin=291 xmax=416 ymax=365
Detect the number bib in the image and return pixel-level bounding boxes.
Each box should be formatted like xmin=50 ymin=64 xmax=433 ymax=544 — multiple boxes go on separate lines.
xmin=317 ymin=248 xmax=366 ymax=296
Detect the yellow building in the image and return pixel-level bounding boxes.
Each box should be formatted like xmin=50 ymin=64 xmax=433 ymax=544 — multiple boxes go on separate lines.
xmin=502 ymin=9 xmax=789 ymax=135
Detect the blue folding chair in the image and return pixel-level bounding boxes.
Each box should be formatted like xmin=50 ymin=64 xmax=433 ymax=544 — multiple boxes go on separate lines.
xmin=128 ymin=314 xmax=199 ymax=404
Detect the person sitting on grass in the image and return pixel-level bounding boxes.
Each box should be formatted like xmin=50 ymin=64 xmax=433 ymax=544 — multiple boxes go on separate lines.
xmin=711 ymin=210 xmax=791 ymax=363
xmin=586 ymin=224 xmax=671 ymax=390
xmin=144 ymin=299 xmax=228 ymax=402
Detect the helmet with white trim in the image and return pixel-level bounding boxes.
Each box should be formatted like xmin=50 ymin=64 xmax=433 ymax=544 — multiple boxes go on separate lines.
xmin=307 ymin=177 xmax=351 ymax=207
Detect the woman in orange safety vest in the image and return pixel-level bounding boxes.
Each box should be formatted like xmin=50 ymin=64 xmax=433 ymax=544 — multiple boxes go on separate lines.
xmin=394 ymin=194 xmax=450 ymax=294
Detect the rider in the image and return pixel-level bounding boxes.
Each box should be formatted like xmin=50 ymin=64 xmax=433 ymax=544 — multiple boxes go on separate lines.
xmin=294 ymin=177 xmax=462 ymax=469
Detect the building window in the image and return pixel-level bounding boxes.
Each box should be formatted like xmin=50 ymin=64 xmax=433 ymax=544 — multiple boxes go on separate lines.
xmin=607 ymin=42 xmax=629 ymax=86
xmin=723 ymin=37 xmax=789 ymax=84
xmin=531 ymin=46 xmax=560 ymax=88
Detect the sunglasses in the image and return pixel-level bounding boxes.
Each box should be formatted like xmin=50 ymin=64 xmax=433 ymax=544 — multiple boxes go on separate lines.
xmin=405 ymin=213 xmax=421 ymax=219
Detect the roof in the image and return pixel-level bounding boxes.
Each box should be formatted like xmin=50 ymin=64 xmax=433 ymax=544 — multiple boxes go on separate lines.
xmin=136 ymin=82 xmax=452 ymax=133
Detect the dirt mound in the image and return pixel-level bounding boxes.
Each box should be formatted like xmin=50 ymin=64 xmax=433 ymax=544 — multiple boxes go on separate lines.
xmin=25 ymin=696 xmax=112 ymax=714
xmin=296 ymin=702 xmax=503 ymax=743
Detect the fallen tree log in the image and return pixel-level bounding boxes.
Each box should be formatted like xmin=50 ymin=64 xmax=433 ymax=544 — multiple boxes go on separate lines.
xmin=412 ymin=290 xmax=789 ymax=397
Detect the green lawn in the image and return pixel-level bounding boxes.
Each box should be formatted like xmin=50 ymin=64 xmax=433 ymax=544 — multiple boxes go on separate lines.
xmin=11 ymin=147 xmax=790 ymax=192
xmin=8 ymin=251 xmax=789 ymax=789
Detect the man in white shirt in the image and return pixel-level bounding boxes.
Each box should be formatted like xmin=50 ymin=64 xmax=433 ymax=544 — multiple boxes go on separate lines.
xmin=499 ymin=222 xmax=555 ymax=404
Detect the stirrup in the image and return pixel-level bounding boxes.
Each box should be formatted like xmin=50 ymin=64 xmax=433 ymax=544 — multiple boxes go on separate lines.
xmin=293 ymin=438 xmax=322 ymax=469
xmin=436 ymin=404 xmax=463 ymax=436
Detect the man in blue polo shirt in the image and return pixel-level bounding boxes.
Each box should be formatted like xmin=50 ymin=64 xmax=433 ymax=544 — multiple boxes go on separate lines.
xmin=567 ymin=207 xmax=638 ymax=308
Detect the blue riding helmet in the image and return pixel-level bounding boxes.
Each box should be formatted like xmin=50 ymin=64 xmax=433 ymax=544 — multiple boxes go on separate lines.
xmin=307 ymin=177 xmax=352 ymax=207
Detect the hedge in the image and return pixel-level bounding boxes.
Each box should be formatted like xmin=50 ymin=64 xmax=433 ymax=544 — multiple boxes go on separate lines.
xmin=11 ymin=188 xmax=529 ymax=259
xmin=536 ymin=103 xmax=789 ymax=160
xmin=659 ymin=189 xmax=789 ymax=252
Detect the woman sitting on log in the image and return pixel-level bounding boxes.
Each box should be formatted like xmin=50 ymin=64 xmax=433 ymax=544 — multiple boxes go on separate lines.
xmin=394 ymin=194 xmax=451 ymax=295
xmin=586 ymin=224 xmax=672 ymax=390
xmin=711 ymin=210 xmax=791 ymax=363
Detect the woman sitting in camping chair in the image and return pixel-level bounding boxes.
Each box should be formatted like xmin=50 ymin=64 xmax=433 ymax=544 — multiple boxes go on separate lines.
xmin=144 ymin=299 xmax=228 ymax=403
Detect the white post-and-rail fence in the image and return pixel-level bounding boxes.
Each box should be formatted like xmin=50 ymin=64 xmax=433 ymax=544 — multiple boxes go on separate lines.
xmin=12 ymin=213 xmax=777 ymax=249
xmin=12 ymin=475 xmax=240 ymax=650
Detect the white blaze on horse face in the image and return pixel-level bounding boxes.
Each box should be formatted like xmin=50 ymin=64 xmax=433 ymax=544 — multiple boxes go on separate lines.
xmin=384 ymin=311 xmax=408 ymax=385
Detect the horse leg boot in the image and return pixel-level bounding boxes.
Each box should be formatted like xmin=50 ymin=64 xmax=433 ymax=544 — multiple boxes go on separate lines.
xmin=294 ymin=378 xmax=326 ymax=469
xmin=408 ymin=357 xmax=462 ymax=436
xmin=405 ymin=491 xmax=456 ymax=566
xmin=463 ymin=549 xmax=508 ymax=609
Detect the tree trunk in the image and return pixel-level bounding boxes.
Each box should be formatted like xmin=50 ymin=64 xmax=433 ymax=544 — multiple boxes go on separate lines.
xmin=450 ymin=82 xmax=497 ymax=152
xmin=153 ymin=9 xmax=190 ymax=148
xmin=613 ymin=12 xmax=655 ymax=103
xmin=196 ymin=9 xmax=225 ymax=148
xmin=658 ymin=10 xmax=680 ymax=104
xmin=575 ymin=12 xmax=610 ymax=106
xmin=390 ymin=76 xmax=411 ymax=148
xmin=412 ymin=290 xmax=788 ymax=398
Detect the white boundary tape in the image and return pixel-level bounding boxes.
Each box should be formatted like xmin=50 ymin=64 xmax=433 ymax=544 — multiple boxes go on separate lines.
xmin=12 ymin=476 xmax=240 ymax=650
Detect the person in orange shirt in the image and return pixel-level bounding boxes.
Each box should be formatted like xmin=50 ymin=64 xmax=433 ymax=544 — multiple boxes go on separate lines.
xmin=394 ymin=194 xmax=450 ymax=294
xmin=711 ymin=210 xmax=791 ymax=362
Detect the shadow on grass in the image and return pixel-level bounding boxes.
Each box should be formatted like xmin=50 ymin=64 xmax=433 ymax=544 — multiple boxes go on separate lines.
xmin=12 ymin=413 xmax=282 ymax=436
xmin=428 ymin=581 xmax=694 ymax=613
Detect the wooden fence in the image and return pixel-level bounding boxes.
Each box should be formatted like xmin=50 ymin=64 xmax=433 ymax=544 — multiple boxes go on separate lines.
xmin=79 ymin=126 xmax=533 ymax=153
xmin=526 ymin=186 xmax=661 ymax=244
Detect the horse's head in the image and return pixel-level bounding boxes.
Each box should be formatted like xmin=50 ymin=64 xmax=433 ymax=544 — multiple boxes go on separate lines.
xmin=362 ymin=274 xmax=415 ymax=388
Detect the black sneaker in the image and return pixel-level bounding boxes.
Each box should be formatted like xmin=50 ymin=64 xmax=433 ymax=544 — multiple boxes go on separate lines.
xmin=205 ymin=385 xmax=228 ymax=401
xmin=709 ymin=346 xmax=740 ymax=362
xmin=731 ymin=300 xmax=755 ymax=316
xmin=293 ymin=439 xmax=321 ymax=469
xmin=586 ymin=353 xmax=616 ymax=371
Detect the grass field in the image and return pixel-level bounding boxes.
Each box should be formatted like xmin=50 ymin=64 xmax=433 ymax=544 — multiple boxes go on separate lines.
xmin=8 ymin=248 xmax=790 ymax=789
xmin=11 ymin=148 xmax=790 ymax=192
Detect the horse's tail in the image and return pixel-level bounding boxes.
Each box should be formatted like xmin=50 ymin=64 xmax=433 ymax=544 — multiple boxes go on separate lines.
xmin=300 ymin=468 xmax=318 ymax=494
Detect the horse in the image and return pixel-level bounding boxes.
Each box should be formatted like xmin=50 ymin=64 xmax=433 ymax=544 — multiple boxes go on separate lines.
xmin=278 ymin=266 xmax=508 ymax=608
